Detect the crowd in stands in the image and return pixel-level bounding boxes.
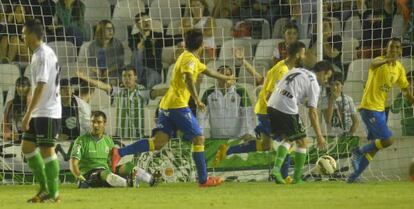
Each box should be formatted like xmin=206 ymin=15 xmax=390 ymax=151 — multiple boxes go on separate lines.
xmin=1 ymin=0 xmax=414 ymax=150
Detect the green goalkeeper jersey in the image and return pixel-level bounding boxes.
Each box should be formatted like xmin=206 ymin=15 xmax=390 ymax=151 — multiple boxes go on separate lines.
xmin=71 ymin=133 xmax=114 ymax=175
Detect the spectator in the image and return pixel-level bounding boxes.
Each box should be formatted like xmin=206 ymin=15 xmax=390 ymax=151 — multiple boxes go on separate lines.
xmin=305 ymin=18 xmax=342 ymax=73
xmin=231 ymin=20 xmax=252 ymax=39
xmin=273 ymin=22 xmax=299 ymax=64
xmin=70 ymin=111 xmax=156 ymax=188
xmin=128 ymin=13 xmax=180 ymax=88
xmin=88 ymin=19 xmax=124 ymax=84
xmin=321 ymin=74 xmax=359 ymax=137
xmin=55 ymin=0 xmax=89 ymax=46
xmin=211 ymin=0 xmax=242 ymax=19
xmin=182 ymin=0 xmax=216 ymax=61
xmin=197 ymin=65 xmax=255 ymax=139
xmin=77 ymin=67 xmax=167 ymax=139
xmin=0 ymin=4 xmax=30 ymax=63
xmin=2 ymin=76 xmax=31 ymax=141
xmin=391 ymin=71 xmax=414 ymax=136
xmin=359 ymin=0 xmax=393 ymax=58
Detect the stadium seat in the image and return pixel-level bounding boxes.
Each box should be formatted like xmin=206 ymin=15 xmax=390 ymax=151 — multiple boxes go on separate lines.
xmin=59 ymin=64 xmax=79 ymax=79
xmin=161 ymin=45 xmax=181 ymax=70
xmin=245 ymin=18 xmax=271 ymax=39
xmin=112 ymin=0 xmax=146 ymax=42
xmin=272 ymin=17 xmax=289 ymax=39
xmin=343 ymin=15 xmax=362 ymax=40
xmin=77 ymin=41 xmax=91 ymax=66
xmin=47 ymin=41 xmax=77 ymax=65
xmin=84 ymin=0 xmax=111 ymax=25
xmin=391 ymin=14 xmax=405 ymax=39
xmin=213 ymin=18 xmax=233 ymax=46
xmin=166 ymin=20 xmax=184 ymax=36
xmin=90 ymin=88 xmax=111 ymax=110
xmin=0 ymin=64 xmax=20 ymax=91
xmin=149 ymin=0 xmax=183 ymax=26
xmin=343 ymin=81 xmax=365 ymax=106
xmin=346 ymin=59 xmax=372 ymax=81
xmin=254 ymin=39 xmax=282 ymax=62
xmin=219 ymin=39 xmax=255 ymax=61
xmin=327 ymin=17 xmax=342 ymax=36
xmin=102 ymin=106 xmax=117 ymax=136
xmin=341 ymin=37 xmax=360 ymax=65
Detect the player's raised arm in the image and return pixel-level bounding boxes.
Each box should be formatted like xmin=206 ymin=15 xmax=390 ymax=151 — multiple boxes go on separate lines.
xmin=202 ymin=68 xmax=235 ymax=83
xmin=234 ymin=47 xmax=264 ymax=84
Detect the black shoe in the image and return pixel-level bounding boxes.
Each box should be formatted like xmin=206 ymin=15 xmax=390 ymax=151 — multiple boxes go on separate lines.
xmin=27 ymin=191 xmax=48 ymax=203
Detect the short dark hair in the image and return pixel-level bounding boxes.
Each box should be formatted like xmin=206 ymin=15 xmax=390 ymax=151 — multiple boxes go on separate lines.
xmin=60 ymin=78 xmax=70 ymax=87
xmin=217 ymin=65 xmax=234 ymax=75
xmin=122 ymin=66 xmax=137 ymax=75
xmin=312 ymin=60 xmax=334 ymax=73
xmin=24 ymin=19 xmax=45 ymax=39
xmin=15 ymin=76 xmax=31 ymax=87
xmin=184 ymin=29 xmax=204 ymax=52
xmin=283 ymin=22 xmax=299 ymax=34
xmin=331 ymin=73 xmax=344 ymax=85
xmin=286 ymin=41 xmax=306 ymax=58
xmin=91 ymin=111 xmax=107 ymax=121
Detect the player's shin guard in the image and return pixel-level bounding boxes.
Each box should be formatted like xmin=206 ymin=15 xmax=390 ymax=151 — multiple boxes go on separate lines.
xmin=192 ymin=145 xmax=207 ymax=184
xmin=118 ymin=138 xmax=154 ymax=157
xmin=226 ymin=140 xmax=260 ymax=155
xmin=360 ymin=139 xmax=383 ymax=154
xmin=25 ymin=151 xmax=48 ymax=192
xmin=293 ymin=148 xmax=307 ymax=183
xmin=273 ymin=142 xmax=290 ymax=171
xmin=44 ymin=155 xmax=60 ymax=198
xmin=105 ymin=173 xmax=127 ymax=187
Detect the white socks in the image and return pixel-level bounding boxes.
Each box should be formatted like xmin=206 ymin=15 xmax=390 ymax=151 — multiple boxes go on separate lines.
xmin=135 ymin=167 xmax=153 ymax=184
xmin=106 ymin=173 xmax=127 ymax=187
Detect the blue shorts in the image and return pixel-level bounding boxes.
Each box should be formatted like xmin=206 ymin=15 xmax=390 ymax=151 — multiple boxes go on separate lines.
xmin=360 ymin=109 xmax=393 ymax=141
xmin=152 ymin=107 xmax=203 ymax=141
xmin=254 ymin=114 xmax=271 ymax=137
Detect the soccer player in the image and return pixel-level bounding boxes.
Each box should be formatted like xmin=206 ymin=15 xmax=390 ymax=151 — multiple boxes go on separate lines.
xmin=70 ymin=111 xmax=155 ymax=188
xmin=347 ymin=38 xmax=414 ymax=183
xmin=214 ymin=41 xmax=307 ymax=171
xmin=110 ymin=29 xmax=235 ymax=187
xmin=268 ymin=61 xmax=333 ymax=184
xmin=21 ymin=19 xmax=61 ymax=202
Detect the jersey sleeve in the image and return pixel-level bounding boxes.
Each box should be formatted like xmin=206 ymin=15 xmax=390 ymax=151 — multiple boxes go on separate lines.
xmin=307 ymin=78 xmax=320 ymax=108
xmin=70 ymin=137 xmax=83 ymax=160
xmin=33 ymin=54 xmax=50 ymax=83
xmin=396 ymin=64 xmax=409 ymax=89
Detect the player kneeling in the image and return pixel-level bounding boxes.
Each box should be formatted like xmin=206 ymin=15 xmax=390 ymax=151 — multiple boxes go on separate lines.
xmin=70 ymin=111 xmax=155 ymax=188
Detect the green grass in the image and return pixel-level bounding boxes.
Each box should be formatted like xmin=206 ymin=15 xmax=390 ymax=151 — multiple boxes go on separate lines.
xmin=1 ymin=181 xmax=413 ymax=209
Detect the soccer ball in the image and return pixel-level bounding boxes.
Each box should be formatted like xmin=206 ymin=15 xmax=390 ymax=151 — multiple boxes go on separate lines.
xmin=315 ymin=155 xmax=337 ymax=175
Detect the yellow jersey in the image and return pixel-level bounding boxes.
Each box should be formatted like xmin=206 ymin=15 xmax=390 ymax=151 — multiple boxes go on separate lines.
xmin=360 ymin=57 xmax=409 ymax=111
xmin=254 ymin=60 xmax=289 ymax=114
xmin=160 ymin=50 xmax=206 ymax=109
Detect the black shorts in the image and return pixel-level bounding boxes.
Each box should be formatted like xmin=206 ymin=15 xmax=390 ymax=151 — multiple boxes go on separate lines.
xmin=22 ymin=117 xmax=61 ymax=147
xmin=78 ymin=169 xmax=111 ymax=188
xmin=267 ymin=107 xmax=306 ymax=141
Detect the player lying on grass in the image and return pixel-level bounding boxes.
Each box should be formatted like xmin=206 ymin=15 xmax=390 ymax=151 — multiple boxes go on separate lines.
xmin=269 ymin=61 xmax=333 ymax=184
xmin=70 ymin=111 xmax=155 ymax=188
xmin=214 ymin=41 xmax=307 ymax=182
xmin=348 ymin=38 xmax=414 ymax=183
xmin=110 ymin=29 xmax=235 ymax=187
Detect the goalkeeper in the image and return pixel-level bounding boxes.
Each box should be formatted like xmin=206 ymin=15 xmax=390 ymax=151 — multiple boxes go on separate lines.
xmin=70 ymin=111 xmax=155 ymax=188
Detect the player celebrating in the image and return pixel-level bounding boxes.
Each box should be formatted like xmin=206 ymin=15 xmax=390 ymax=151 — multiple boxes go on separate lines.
xmin=348 ymin=38 xmax=414 ymax=183
xmin=268 ymin=61 xmax=333 ymax=184
xmin=214 ymin=41 xmax=307 ymax=169
xmin=21 ymin=20 xmax=62 ymax=202
xmin=111 ymin=29 xmax=234 ymax=187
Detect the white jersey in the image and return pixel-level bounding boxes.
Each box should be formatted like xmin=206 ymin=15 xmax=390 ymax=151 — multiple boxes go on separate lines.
xmin=30 ymin=43 xmax=62 ymax=118
xmin=267 ymin=68 xmax=320 ymax=114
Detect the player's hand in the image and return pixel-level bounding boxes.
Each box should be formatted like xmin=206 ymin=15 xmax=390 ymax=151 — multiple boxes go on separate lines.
xmin=233 ymin=47 xmax=245 ymax=61
xmin=196 ymin=100 xmax=206 ymax=112
xmin=226 ymin=75 xmax=236 ymax=86
xmin=21 ymin=113 xmax=31 ymax=132
xmin=316 ymin=135 xmax=327 ymax=150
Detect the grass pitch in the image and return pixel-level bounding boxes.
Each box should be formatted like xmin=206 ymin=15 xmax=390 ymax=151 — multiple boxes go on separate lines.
xmin=0 ymin=181 xmax=413 ymax=209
